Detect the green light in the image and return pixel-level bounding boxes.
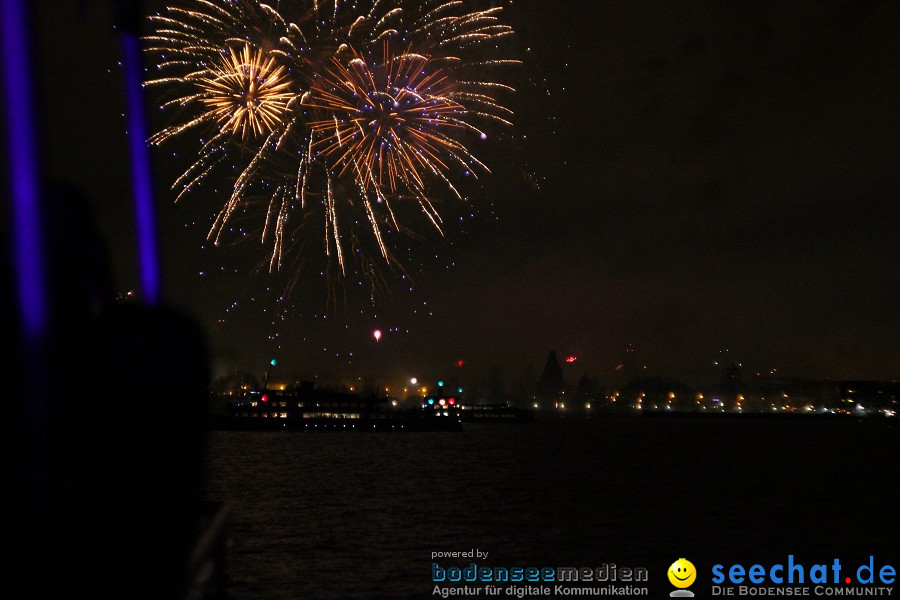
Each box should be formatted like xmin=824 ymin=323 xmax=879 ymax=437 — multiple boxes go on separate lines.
xmin=270 ymin=359 xmax=277 ymax=366
xmin=458 ymin=388 xmax=464 ymax=393
xmin=427 ymin=398 xmax=434 ymax=405
xmin=438 ymin=380 xmax=444 ymax=387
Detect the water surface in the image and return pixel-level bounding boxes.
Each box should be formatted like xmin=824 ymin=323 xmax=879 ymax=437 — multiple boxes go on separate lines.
xmin=203 ymin=416 xmax=898 ymax=599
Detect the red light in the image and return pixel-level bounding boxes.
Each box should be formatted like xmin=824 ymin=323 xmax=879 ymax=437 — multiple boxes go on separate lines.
xmin=456 ymin=360 xmax=465 ymax=367
xmin=448 ymin=398 xmax=456 ymax=405
xmin=261 ymin=394 xmax=269 ymax=403
xmin=565 ymin=356 xmax=577 ymax=363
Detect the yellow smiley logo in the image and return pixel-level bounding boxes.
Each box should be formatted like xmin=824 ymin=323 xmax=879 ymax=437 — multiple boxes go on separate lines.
xmin=668 ymin=558 xmax=697 ymax=588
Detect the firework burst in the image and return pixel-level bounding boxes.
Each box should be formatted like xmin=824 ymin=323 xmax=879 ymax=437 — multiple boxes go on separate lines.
xmin=145 ymin=0 xmax=518 ymax=297
xmin=199 ymin=43 xmax=294 ymax=140
xmin=307 ymin=44 xmax=491 ymax=196
xmin=148 ymin=41 xmax=294 ymax=147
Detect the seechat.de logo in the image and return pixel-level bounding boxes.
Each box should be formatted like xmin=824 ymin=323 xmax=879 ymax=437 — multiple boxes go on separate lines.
xmin=669 ymin=558 xmax=697 ymax=597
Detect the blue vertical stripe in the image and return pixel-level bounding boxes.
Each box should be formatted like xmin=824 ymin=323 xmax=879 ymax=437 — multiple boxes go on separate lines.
xmin=122 ymin=31 xmax=161 ymax=304
xmin=2 ymin=0 xmax=47 ymax=337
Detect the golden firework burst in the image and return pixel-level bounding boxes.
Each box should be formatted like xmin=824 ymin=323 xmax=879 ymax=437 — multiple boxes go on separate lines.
xmin=145 ymin=0 xmax=518 ymax=292
xmin=198 ymin=44 xmax=294 ymax=140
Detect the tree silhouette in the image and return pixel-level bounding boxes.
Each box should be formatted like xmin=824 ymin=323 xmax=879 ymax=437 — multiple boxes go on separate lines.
xmin=537 ymin=350 xmax=564 ymax=400
xmin=576 ymin=374 xmax=602 ymax=401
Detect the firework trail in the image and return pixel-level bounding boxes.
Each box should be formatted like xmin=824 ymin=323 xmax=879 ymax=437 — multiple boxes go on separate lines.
xmin=144 ymin=0 xmax=517 ymax=295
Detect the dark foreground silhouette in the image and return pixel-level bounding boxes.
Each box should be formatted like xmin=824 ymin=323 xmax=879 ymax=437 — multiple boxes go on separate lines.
xmin=7 ymin=184 xmax=210 ymax=599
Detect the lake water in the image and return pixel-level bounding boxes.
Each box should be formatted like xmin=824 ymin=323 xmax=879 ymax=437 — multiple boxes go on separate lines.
xmin=202 ymin=416 xmax=898 ymax=599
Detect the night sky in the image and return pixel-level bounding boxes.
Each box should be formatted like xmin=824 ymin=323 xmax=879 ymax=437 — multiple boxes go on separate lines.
xmin=31 ymin=0 xmax=900 ymax=389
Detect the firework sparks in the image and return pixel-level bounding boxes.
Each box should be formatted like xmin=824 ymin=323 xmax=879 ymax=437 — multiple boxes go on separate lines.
xmin=147 ymin=43 xmax=294 ymax=145
xmin=307 ymin=45 xmax=472 ymax=194
xmin=144 ymin=0 xmax=518 ymax=294
xmin=200 ymin=44 xmax=294 ymax=140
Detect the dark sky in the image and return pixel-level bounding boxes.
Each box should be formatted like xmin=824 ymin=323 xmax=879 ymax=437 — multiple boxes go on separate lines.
xmin=32 ymin=0 xmax=900 ymax=389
